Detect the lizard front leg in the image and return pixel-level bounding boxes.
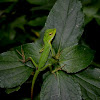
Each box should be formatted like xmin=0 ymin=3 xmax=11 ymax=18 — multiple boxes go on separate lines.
xmin=16 ymin=45 xmax=26 ymax=63
xmin=16 ymin=46 xmax=38 ymax=68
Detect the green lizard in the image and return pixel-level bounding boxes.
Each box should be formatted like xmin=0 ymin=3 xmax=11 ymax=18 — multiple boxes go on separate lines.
xmin=17 ymin=28 xmax=56 ymax=100
xmin=31 ymin=28 xmax=56 ymax=99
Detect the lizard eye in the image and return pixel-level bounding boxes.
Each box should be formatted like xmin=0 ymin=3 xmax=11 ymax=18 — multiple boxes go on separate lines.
xmin=49 ymin=33 xmax=52 ymax=35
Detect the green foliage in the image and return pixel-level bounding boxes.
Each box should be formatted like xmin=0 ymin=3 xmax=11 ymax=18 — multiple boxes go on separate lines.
xmin=11 ymin=16 xmax=27 ymax=31
xmin=74 ymin=67 xmax=100 ymax=100
xmin=0 ymin=50 xmax=33 ymax=88
xmin=41 ymin=0 xmax=84 ymax=51
xmin=0 ymin=42 xmax=42 ymax=88
xmin=41 ymin=71 xmax=82 ymax=100
xmin=27 ymin=16 xmax=47 ymax=27
xmin=59 ymin=45 xmax=94 ymax=73
xmin=81 ymin=0 xmax=100 ymax=25
xmin=0 ymin=0 xmax=100 ymax=100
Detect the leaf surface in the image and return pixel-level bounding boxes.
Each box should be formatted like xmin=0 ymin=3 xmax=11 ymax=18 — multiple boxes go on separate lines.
xmin=74 ymin=67 xmax=100 ymax=100
xmin=40 ymin=71 xmax=82 ymax=100
xmin=0 ymin=42 xmax=41 ymax=88
xmin=0 ymin=51 xmax=32 ymax=88
xmin=41 ymin=0 xmax=84 ymax=51
xmin=59 ymin=45 xmax=94 ymax=73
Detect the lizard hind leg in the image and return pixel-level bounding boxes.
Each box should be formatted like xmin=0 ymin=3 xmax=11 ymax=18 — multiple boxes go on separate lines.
xmin=51 ymin=65 xmax=66 ymax=79
xmin=52 ymin=64 xmax=66 ymax=73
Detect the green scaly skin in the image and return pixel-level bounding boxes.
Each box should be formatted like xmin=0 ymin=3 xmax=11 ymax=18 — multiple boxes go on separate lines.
xmin=31 ymin=28 xmax=56 ymax=100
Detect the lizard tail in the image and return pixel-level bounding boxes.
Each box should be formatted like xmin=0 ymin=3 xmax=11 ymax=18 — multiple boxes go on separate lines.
xmin=31 ymin=70 xmax=39 ymax=100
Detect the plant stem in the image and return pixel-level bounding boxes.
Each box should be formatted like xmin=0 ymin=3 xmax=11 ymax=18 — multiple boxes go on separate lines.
xmin=31 ymin=70 xmax=40 ymax=100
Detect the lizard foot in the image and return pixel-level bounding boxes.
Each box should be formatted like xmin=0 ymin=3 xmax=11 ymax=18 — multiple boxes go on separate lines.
xmin=52 ymin=64 xmax=66 ymax=73
xmin=16 ymin=45 xmax=26 ymax=63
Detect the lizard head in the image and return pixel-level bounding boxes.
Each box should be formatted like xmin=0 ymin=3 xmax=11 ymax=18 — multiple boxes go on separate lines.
xmin=43 ymin=28 xmax=56 ymax=43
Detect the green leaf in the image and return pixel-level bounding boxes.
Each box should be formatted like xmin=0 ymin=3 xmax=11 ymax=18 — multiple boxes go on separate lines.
xmin=15 ymin=42 xmax=42 ymax=67
xmin=40 ymin=71 xmax=82 ymax=100
xmin=82 ymin=0 xmax=100 ymax=25
xmin=28 ymin=16 xmax=47 ymax=27
xmin=59 ymin=45 xmax=95 ymax=73
xmin=83 ymin=5 xmax=99 ymax=17
xmin=0 ymin=51 xmax=32 ymax=88
xmin=0 ymin=42 xmax=41 ymax=88
xmin=10 ymin=16 xmax=27 ymax=31
xmin=83 ymin=6 xmax=98 ymax=25
xmin=74 ymin=67 xmax=100 ymax=100
xmin=41 ymin=0 xmax=84 ymax=51
xmin=84 ymin=16 xmax=93 ymax=25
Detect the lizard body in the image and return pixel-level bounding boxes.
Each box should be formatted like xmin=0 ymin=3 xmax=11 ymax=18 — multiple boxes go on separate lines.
xmin=31 ymin=29 xmax=56 ymax=99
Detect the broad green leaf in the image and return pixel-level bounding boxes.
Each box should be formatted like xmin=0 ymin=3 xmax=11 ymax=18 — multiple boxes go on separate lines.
xmin=40 ymin=71 xmax=82 ymax=100
xmin=59 ymin=45 xmax=94 ymax=73
xmin=0 ymin=42 xmax=41 ymax=88
xmin=0 ymin=51 xmax=32 ymax=88
xmin=74 ymin=67 xmax=100 ymax=100
xmin=15 ymin=42 xmax=42 ymax=67
xmin=41 ymin=0 xmax=84 ymax=51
